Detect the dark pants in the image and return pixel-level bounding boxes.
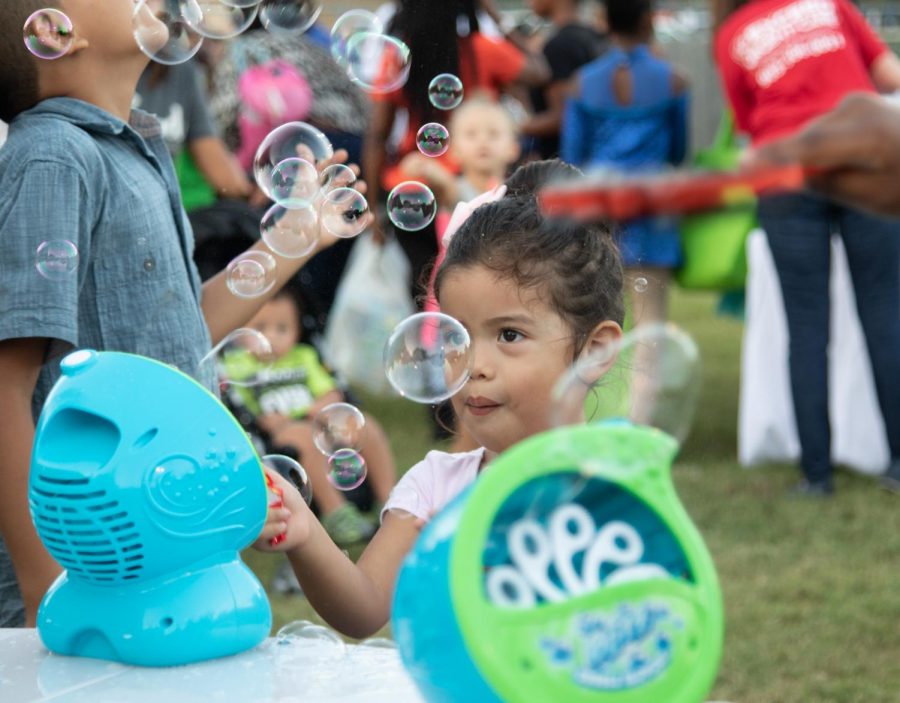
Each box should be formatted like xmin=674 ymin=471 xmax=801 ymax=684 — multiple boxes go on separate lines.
xmin=758 ymin=192 xmax=900 ymax=483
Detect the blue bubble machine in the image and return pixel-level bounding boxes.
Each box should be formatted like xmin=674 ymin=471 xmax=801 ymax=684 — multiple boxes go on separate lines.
xmin=29 ymin=350 xmax=271 ymax=667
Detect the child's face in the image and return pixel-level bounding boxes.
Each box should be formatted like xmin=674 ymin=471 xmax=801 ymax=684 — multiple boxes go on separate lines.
xmin=247 ymin=296 xmax=301 ymax=360
xmin=440 ymin=265 xmax=575 ymax=455
xmin=451 ymin=105 xmax=520 ymax=177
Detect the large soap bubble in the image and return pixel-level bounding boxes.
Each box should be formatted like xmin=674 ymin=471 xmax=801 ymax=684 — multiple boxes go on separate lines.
xmin=258 ymin=0 xmax=321 ymax=33
xmin=345 ymin=32 xmax=411 ymax=94
xmin=182 ymin=0 xmax=258 ymax=39
xmin=550 ymin=323 xmax=701 ymax=445
xmin=133 ymin=0 xmax=204 ymax=66
xmin=253 ymin=122 xmax=333 ymax=200
xmin=330 ymin=9 xmax=383 ymax=69
xmin=383 ymin=313 xmax=473 ymax=404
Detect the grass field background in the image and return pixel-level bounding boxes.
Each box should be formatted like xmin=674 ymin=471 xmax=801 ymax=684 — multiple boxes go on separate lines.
xmin=243 ymin=289 xmax=900 ymax=703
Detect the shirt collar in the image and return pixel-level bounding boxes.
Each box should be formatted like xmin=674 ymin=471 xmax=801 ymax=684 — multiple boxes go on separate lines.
xmin=20 ymin=97 xmax=161 ymax=140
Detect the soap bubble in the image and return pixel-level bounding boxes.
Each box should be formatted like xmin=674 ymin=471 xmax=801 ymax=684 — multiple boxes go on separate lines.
xmin=262 ymin=454 xmax=313 ymax=505
xmin=346 ymin=32 xmax=411 ymax=94
xmin=327 ymin=449 xmax=367 ymax=491
xmin=225 ymin=250 xmax=277 ymax=298
xmin=254 ymin=122 xmax=333 ymax=200
xmin=416 ymin=123 xmax=450 ymax=158
xmin=320 ymin=188 xmax=369 ymax=239
xmin=220 ymin=0 xmax=261 ymax=7
xmin=318 ymin=163 xmax=357 ymax=195
xmin=276 ymin=622 xmax=346 ymax=657
xmin=386 ymin=181 xmax=436 ymax=232
xmin=330 ymin=9 xmax=383 ymax=69
xmin=383 ymin=313 xmax=473 ymax=403
xmin=270 ymin=157 xmax=318 ymax=209
xmin=133 ymin=0 xmax=204 ymax=66
xmin=550 ymin=322 xmax=701 ymax=445
xmin=259 ymin=0 xmax=321 ymax=33
xmin=182 ymin=0 xmax=257 ymax=39
xmin=35 ymin=240 xmax=79 ymax=280
xmin=428 ymin=73 xmax=464 ymax=111
xmin=313 ymin=403 xmax=366 ymax=456
xmin=634 ymin=276 xmax=649 ymax=293
xmin=23 ymin=8 xmax=73 ymax=60
xmin=260 ymin=203 xmax=319 ymax=258
xmin=198 ymin=327 xmax=273 ymax=392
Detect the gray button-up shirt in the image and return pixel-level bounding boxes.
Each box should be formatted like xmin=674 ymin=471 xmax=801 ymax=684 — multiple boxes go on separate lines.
xmin=0 ymin=97 xmax=215 ymax=625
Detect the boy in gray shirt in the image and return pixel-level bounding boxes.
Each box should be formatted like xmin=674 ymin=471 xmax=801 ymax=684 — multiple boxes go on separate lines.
xmin=0 ymin=0 xmax=366 ymax=626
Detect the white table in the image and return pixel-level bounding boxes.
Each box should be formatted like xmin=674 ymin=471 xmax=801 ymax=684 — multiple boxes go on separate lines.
xmin=0 ymin=629 xmax=425 ymax=702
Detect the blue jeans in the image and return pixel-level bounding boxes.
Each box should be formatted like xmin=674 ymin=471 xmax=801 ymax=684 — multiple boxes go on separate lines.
xmin=758 ymin=193 xmax=900 ymax=483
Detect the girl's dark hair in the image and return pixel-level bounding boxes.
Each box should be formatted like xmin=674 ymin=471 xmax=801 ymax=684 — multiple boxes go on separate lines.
xmin=434 ymin=160 xmax=625 ymax=357
xmin=389 ymin=0 xmax=479 ymax=125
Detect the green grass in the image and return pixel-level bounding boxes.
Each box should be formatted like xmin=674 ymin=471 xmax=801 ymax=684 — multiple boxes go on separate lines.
xmin=244 ymin=289 xmax=900 ymax=702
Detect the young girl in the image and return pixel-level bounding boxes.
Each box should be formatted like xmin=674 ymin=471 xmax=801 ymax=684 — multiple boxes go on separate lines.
xmin=255 ymin=160 xmax=625 ymax=639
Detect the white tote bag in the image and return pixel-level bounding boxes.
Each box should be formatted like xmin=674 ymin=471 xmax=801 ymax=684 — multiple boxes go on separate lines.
xmin=739 ymin=229 xmax=889 ymax=474
xmin=323 ymin=235 xmax=415 ymax=395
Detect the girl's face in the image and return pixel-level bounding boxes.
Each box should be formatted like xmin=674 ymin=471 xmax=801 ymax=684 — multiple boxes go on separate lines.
xmin=439 ymin=265 xmax=580 ymax=457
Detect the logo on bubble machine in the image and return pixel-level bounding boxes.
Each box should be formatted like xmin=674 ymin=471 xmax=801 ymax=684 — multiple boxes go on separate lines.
xmin=539 ymin=603 xmax=682 ymax=691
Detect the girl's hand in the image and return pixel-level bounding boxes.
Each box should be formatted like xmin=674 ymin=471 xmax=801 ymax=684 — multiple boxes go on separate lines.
xmin=314 ymin=149 xmax=374 ymax=253
xmin=253 ymin=468 xmax=313 ymax=552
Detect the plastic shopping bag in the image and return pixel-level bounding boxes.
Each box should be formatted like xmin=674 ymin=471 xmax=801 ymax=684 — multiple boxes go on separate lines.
xmin=323 ymin=235 xmax=415 ymax=394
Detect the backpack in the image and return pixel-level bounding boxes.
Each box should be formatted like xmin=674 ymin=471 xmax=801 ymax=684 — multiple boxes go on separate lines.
xmin=236 ymin=58 xmax=313 ymax=170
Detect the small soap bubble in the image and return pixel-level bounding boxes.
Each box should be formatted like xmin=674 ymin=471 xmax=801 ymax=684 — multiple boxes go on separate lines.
xmin=313 ymin=403 xmax=366 ymax=456
xmin=634 ymin=276 xmax=649 ymax=293
xmin=35 ymin=240 xmax=79 ymax=280
xmin=330 ymin=9 xmax=383 ymax=69
xmin=260 ymin=203 xmax=319 ymax=258
xmin=225 ymin=250 xmax=277 ymax=299
xmin=270 ymin=157 xmax=318 ymax=209
xmin=318 ymin=163 xmax=357 ymax=195
xmin=23 ymin=8 xmax=73 ymax=60
xmin=383 ymin=313 xmax=473 ymax=403
xmin=320 ymin=188 xmax=369 ymax=239
xmin=254 ymin=122 xmax=333 ymax=200
xmin=549 ymin=322 xmax=702 ymax=446
xmin=259 ymin=0 xmax=321 ymax=33
xmin=262 ymin=454 xmax=313 ymax=505
xmin=416 ymin=123 xmax=450 ymax=158
xmin=386 ymin=181 xmax=436 ymax=232
xmin=428 ymin=73 xmax=464 ymax=111
xmin=346 ymin=32 xmax=411 ymax=94
xmin=327 ymin=449 xmax=367 ymax=491
xmin=276 ymin=622 xmax=346 ymax=655
xmin=199 ymin=327 xmax=273 ymax=391
xmin=183 ymin=0 xmax=257 ymax=39
xmin=133 ymin=0 xmax=204 ymax=66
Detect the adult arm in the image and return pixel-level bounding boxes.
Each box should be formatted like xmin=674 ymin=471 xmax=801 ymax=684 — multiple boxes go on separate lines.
xmin=668 ymin=72 xmax=690 ymax=165
xmin=189 ymin=137 xmax=253 ymax=199
xmin=362 ymin=100 xmax=397 ymax=245
xmin=560 ymin=78 xmax=587 ymax=166
xmin=0 ymin=338 xmax=62 ymax=626
xmin=752 ymin=92 xmax=900 ymax=216
xmin=521 ymin=80 xmax=572 ymax=138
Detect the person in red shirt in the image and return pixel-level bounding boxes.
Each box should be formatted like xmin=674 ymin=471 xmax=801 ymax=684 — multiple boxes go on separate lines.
xmin=362 ymin=0 xmax=549 ymax=299
xmin=713 ymin=0 xmax=900 ymax=496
